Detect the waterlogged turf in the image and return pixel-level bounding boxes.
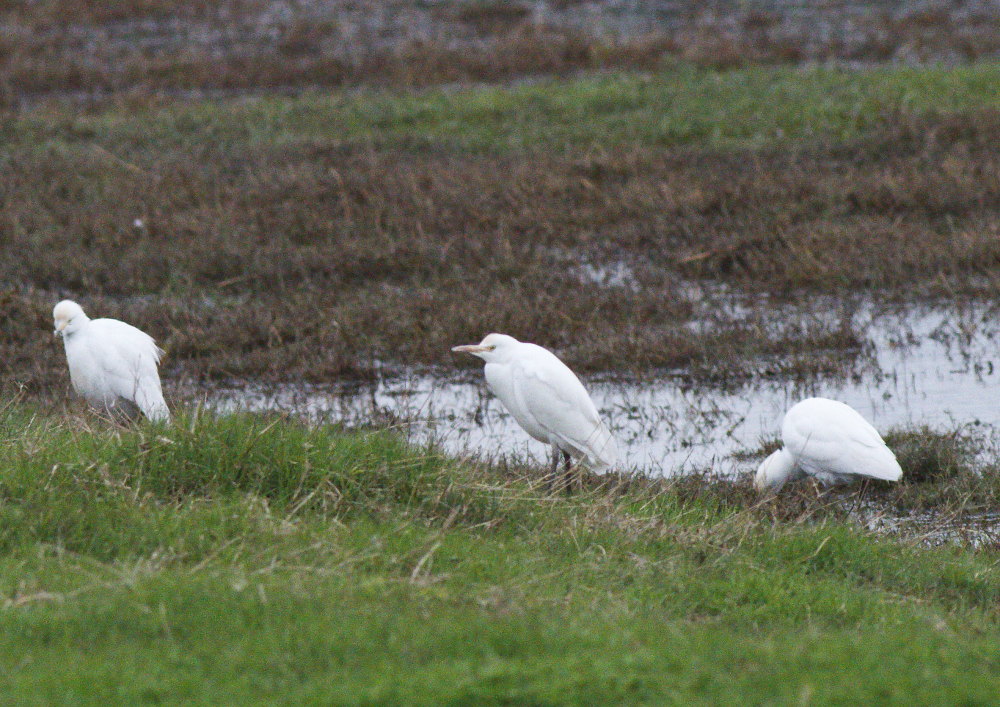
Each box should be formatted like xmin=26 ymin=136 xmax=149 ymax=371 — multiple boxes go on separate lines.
xmin=7 ymin=62 xmax=1000 ymax=388
xmin=0 ymin=408 xmax=997 ymax=703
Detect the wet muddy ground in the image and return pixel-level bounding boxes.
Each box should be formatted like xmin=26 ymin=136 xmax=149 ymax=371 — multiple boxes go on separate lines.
xmin=859 ymin=504 xmax=1000 ymax=548
xmin=5 ymin=0 xmax=1000 ymax=105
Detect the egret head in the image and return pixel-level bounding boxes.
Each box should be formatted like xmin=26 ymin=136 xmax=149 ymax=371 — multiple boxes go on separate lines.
xmin=754 ymin=448 xmax=796 ymax=493
xmin=53 ymin=300 xmax=88 ymax=337
xmin=451 ymin=333 xmax=519 ymax=363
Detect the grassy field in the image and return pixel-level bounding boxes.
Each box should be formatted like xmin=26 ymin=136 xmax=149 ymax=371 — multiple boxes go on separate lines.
xmin=5 ymin=61 xmax=1000 ymax=392
xmin=0 ymin=407 xmax=996 ymax=703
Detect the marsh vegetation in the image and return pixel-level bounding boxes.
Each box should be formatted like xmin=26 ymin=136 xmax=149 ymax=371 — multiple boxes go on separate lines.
xmin=6 ymin=64 xmax=1000 ymax=391
xmin=3 ymin=1 xmax=1000 ymax=701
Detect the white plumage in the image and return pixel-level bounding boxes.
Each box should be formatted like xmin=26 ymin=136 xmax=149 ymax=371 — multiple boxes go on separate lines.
xmin=755 ymin=397 xmax=902 ymax=492
xmin=53 ymin=300 xmax=170 ymax=423
xmin=452 ymin=333 xmax=617 ymax=488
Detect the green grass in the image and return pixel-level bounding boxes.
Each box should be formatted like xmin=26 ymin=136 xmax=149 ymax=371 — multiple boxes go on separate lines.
xmin=13 ymin=61 xmax=1000 ymax=155
xmin=300 ymin=61 xmax=1000 ymax=150
xmin=0 ymin=407 xmax=998 ymax=703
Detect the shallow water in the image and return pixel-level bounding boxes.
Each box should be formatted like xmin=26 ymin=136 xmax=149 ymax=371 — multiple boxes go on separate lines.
xmin=858 ymin=506 xmax=1000 ymax=548
xmin=201 ymin=304 xmax=1000 ymax=477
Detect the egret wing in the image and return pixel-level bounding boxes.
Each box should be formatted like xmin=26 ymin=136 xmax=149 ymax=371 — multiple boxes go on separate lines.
xmin=510 ymin=347 xmax=617 ymax=470
xmin=89 ymin=319 xmax=169 ymax=421
xmin=484 ymin=362 xmax=549 ymax=444
xmin=783 ymin=399 xmax=901 ymax=481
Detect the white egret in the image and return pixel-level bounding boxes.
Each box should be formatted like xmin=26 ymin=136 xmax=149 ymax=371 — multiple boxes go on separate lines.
xmin=755 ymin=397 xmax=902 ymax=492
xmin=53 ymin=300 xmax=170 ymax=423
xmin=451 ymin=333 xmax=617 ymax=490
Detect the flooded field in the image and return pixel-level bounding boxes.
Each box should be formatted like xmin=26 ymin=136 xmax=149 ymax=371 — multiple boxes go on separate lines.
xmin=199 ymin=303 xmax=1000 ymax=477
xmin=859 ymin=505 xmax=1000 ymax=548
xmin=6 ymin=0 xmax=1000 ymax=108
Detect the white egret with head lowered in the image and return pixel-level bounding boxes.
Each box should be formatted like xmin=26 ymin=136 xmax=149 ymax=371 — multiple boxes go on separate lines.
xmin=755 ymin=397 xmax=902 ymax=493
xmin=452 ymin=333 xmax=617 ymax=491
xmin=53 ymin=300 xmax=170 ymax=423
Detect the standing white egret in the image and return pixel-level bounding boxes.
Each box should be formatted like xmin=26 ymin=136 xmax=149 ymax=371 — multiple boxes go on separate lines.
xmin=452 ymin=333 xmax=617 ymax=490
xmin=53 ymin=300 xmax=170 ymax=423
xmin=755 ymin=397 xmax=902 ymax=492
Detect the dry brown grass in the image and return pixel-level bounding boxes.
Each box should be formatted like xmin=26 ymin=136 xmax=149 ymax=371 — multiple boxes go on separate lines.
xmin=0 ymin=1 xmax=671 ymax=106
xmin=2 ymin=1 xmax=999 ymax=105
xmin=2 ymin=106 xmax=1000 ymax=390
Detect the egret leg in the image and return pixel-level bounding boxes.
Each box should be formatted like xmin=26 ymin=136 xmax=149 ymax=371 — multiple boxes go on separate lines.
xmin=857 ymin=478 xmax=871 ymax=500
xmin=562 ymin=451 xmax=574 ymax=496
xmin=104 ymin=398 xmax=142 ymax=426
xmin=546 ymin=445 xmax=561 ymax=492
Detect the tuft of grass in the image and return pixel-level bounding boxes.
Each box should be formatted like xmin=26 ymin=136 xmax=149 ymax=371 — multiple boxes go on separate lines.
xmin=875 ymin=424 xmax=1000 ymax=517
xmin=0 ymin=406 xmax=531 ymax=561
xmin=885 ymin=425 xmax=981 ymax=484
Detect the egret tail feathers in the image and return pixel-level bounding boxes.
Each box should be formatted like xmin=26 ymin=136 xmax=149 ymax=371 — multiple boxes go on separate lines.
xmin=581 ymin=421 xmax=618 ymax=473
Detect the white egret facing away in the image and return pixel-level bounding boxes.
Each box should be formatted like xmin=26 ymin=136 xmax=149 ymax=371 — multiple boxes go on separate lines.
xmin=53 ymin=300 xmax=170 ymax=423
xmin=451 ymin=333 xmax=617 ymax=491
xmin=755 ymin=397 xmax=902 ymax=492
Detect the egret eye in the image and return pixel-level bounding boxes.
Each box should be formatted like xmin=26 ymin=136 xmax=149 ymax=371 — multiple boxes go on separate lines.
xmin=489 ymin=345 xmax=497 ymax=351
